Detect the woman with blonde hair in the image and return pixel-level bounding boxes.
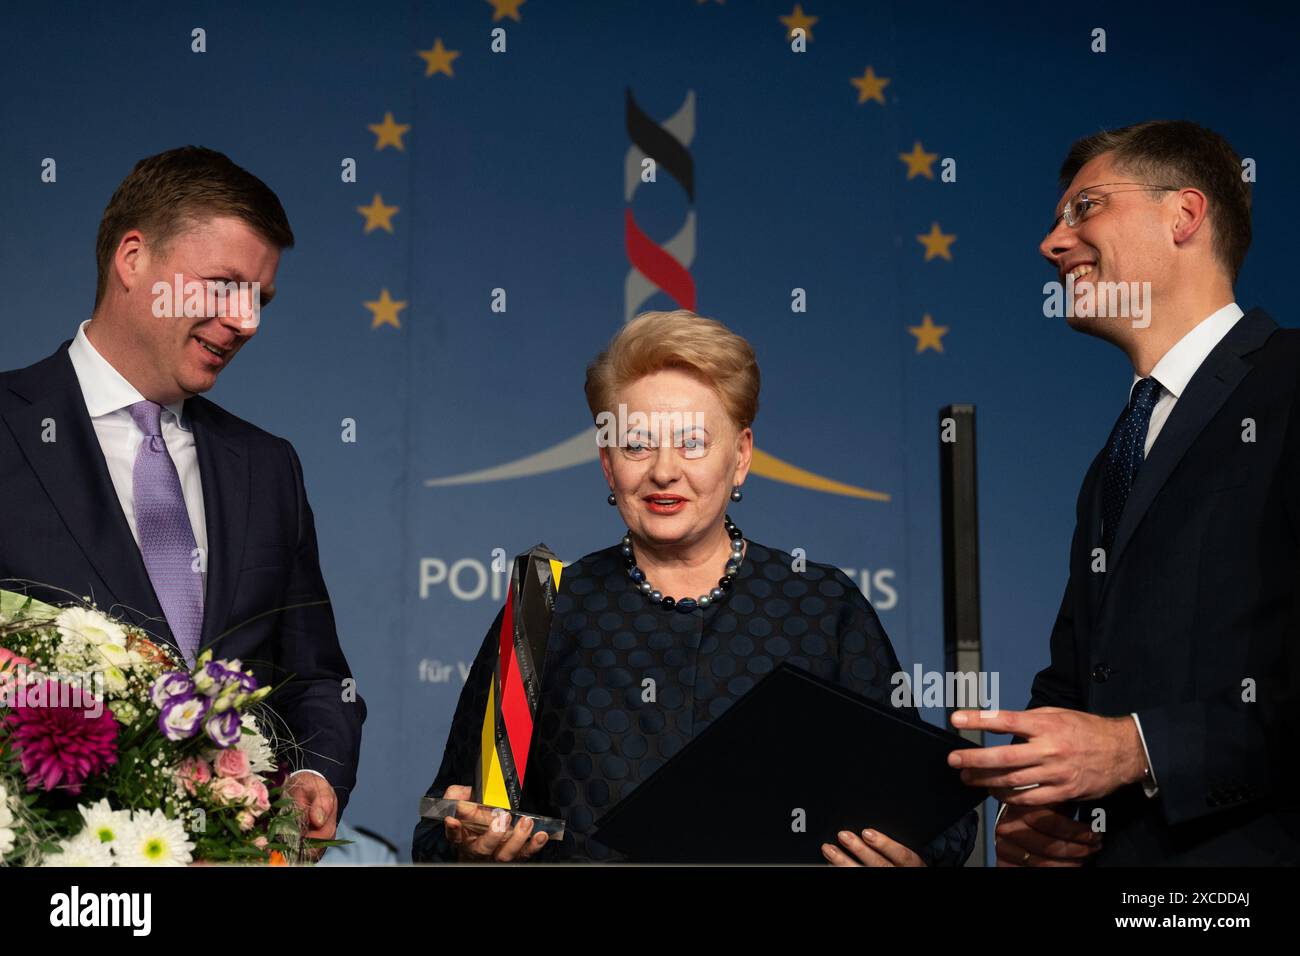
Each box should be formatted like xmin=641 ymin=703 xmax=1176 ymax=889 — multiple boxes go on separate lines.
xmin=413 ymin=310 xmax=976 ymax=865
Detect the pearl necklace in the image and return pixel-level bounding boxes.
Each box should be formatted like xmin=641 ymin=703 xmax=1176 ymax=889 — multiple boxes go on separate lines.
xmin=621 ymin=515 xmax=746 ymax=612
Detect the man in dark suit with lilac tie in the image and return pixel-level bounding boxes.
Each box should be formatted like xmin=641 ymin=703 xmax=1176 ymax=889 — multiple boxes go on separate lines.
xmin=948 ymin=121 xmax=1299 ymax=864
xmin=0 ymin=146 xmax=365 ymax=853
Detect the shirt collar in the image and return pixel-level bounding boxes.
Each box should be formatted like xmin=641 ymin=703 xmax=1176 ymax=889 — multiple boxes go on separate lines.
xmin=1132 ymin=302 xmax=1244 ymax=401
xmin=67 ymin=320 xmax=189 ymax=429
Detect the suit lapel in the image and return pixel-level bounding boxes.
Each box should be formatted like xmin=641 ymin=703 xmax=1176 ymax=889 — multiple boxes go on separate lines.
xmin=1081 ymin=449 xmax=1107 ymax=616
xmin=1104 ymin=309 xmax=1277 ymax=581
xmin=188 ymin=396 xmax=249 ymax=656
xmin=1 ymin=348 xmax=172 ymax=646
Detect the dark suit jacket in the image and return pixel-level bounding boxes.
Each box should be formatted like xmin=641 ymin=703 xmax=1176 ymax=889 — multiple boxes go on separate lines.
xmin=1029 ymin=307 xmax=1300 ymax=864
xmin=0 ymin=343 xmax=365 ymax=814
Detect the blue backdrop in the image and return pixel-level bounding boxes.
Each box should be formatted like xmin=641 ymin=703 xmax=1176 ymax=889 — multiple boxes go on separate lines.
xmin=1 ymin=0 xmax=1295 ymax=863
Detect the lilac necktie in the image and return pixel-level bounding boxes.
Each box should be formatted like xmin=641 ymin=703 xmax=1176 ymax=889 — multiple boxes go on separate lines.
xmin=129 ymin=400 xmax=204 ymax=665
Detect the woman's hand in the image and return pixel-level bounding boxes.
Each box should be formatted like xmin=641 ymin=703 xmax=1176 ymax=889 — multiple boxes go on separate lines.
xmin=441 ymin=785 xmax=549 ymax=862
xmin=822 ymin=828 xmax=926 ymax=867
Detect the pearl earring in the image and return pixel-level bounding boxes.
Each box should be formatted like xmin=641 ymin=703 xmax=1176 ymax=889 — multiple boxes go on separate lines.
xmin=607 ymin=492 xmax=617 ymax=506
xmin=730 ymin=486 xmax=743 ymax=502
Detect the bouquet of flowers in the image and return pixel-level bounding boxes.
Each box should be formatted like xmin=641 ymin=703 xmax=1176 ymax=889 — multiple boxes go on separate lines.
xmin=0 ymin=588 xmax=316 ymax=866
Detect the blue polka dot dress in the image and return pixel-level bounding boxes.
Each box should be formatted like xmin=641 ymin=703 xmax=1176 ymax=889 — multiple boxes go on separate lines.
xmin=413 ymin=541 xmax=978 ymax=865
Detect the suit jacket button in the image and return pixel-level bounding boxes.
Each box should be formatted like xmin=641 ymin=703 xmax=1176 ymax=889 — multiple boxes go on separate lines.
xmin=1091 ymin=663 xmax=1111 ymax=683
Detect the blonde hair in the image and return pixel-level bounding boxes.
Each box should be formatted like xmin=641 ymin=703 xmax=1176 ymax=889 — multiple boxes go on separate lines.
xmin=584 ymin=310 xmax=760 ymax=430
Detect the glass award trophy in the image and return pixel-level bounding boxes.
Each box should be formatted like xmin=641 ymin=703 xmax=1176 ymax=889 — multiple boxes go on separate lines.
xmin=419 ymin=544 xmax=567 ymax=840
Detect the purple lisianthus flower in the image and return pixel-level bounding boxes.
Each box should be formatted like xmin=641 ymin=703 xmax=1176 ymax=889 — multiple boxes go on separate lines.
xmin=151 ymin=671 xmax=195 ymax=710
xmin=204 ymin=707 xmax=242 ymax=748
xmin=159 ymin=693 xmax=210 ymax=742
xmin=230 ymin=671 xmax=262 ymax=709
xmin=199 ymin=661 xmax=239 ymax=696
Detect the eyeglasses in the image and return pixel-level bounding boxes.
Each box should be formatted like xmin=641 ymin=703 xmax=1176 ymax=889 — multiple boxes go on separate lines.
xmin=1052 ymin=182 xmax=1181 ymax=229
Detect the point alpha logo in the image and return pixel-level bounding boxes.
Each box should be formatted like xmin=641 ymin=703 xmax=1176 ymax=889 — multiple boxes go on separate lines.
xmin=426 ymin=89 xmax=888 ymax=502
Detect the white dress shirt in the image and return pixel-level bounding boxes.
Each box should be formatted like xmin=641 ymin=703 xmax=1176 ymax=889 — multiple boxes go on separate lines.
xmin=67 ymin=319 xmax=208 ymax=592
xmin=1136 ymin=302 xmax=1245 ymax=455
xmin=995 ymin=303 xmax=1245 ymax=846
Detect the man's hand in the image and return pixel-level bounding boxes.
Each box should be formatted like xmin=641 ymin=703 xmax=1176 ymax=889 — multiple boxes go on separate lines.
xmin=994 ymin=803 xmax=1102 ymax=866
xmin=948 ymin=707 xmax=1147 ymax=805
xmin=285 ymin=771 xmax=338 ymax=862
xmin=822 ymin=829 xmax=926 ymax=867
xmin=441 ymin=785 xmax=549 ymax=862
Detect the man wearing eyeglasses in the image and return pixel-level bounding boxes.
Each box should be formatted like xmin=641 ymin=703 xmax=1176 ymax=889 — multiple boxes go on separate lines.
xmin=947 ymin=120 xmax=1300 ymax=865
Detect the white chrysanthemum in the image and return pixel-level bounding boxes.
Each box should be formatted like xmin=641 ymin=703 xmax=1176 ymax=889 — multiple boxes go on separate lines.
xmin=99 ymin=663 xmax=128 ymax=694
xmin=117 ymin=809 xmax=194 ymax=866
xmin=238 ymin=714 xmax=278 ymax=774
xmin=89 ymin=640 xmax=132 ymax=670
xmin=41 ymin=832 xmax=116 ymax=867
xmin=78 ymin=798 xmax=129 ymax=847
xmin=56 ymin=606 xmax=128 ymax=652
xmin=0 ymin=784 xmax=15 ymax=857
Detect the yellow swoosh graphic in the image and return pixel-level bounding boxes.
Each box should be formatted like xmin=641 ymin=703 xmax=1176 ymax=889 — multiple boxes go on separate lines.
xmin=749 ymin=448 xmax=890 ymax=501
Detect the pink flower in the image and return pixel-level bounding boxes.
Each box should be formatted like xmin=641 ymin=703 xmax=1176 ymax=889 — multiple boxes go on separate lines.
xmin=0 ymin=646 xmax=31 ymax=669
xmin=236 ymin=809 xmax=257 ymax=832
xmin=0 ymin=648 xmax=33 ymax=696
xmin=176 ymin=757 xmax=213 ymax=796
xmin=247 ymin=778 xmax=271 ymax=814
xmin=253 ymin=836 xmax=269 ymax=849
xmin=210 ymin=776 xmax=250 ymax=806
xmin=214 ymin=748 xmax=251 ymax=779
xmin=4 ymin=680 xmax=118 ymax=795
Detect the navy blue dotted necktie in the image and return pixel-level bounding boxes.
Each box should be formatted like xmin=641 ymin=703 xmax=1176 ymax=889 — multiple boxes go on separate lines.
xmin=1100 ymin=376 xmax=1163 ymax=555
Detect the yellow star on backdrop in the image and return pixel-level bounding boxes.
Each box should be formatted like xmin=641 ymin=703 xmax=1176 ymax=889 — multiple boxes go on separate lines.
xmin=780 ymin=4 xmax=818 ymax=41
xmin=899 ymin=140 xmax=938 ymax=179
xmin=487 ymin=0 xmax=526 ymax=21
xmin=357 ymin=194 xmax=400 ymax=234
xmin=368 ymin=112 xmax=410 ymax=151
xmin=365 ymin=289 xmax=407 ymax=329
xmin=909 ymin=314 xmax=948 ymax=353
xmin=418 ymin=38 xmax=460 ymax=77
xmin=916 ymin=222 xmax=957 ymax=261
xmin=851 ymin=66 xmax=890 ymax=105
